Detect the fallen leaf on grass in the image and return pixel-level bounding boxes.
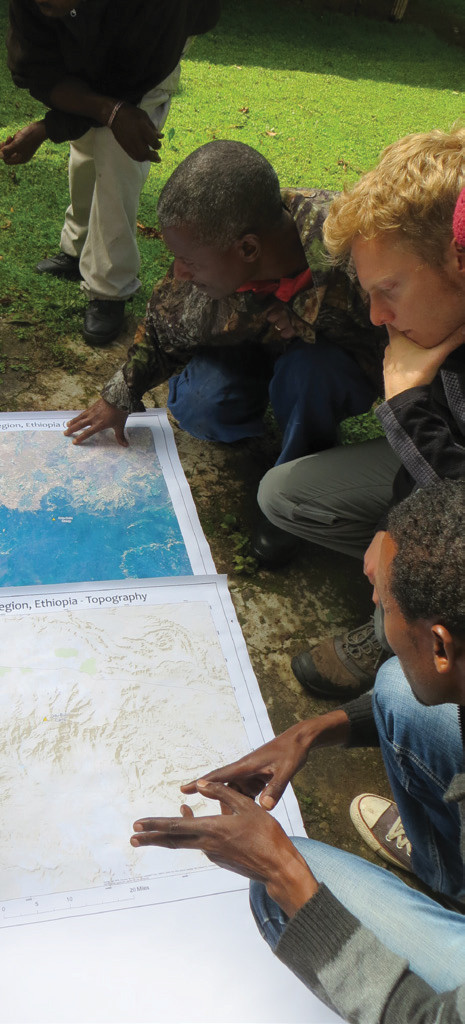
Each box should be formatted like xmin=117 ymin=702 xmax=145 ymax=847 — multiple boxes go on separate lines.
xmin=337 ymin=157 xmax=363 ymax=176
xmin=239 ymin=106 xmax=249 ymax=114
xmin=265 ymin=129 xmax=277 ymax=137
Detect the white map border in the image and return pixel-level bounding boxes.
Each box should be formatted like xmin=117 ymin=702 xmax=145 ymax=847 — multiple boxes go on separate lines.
xmin=0 ymin=574 xmax=305 ymax=930
xmin=0 ymin=415 xmax=342 ymax=1024
xmin=0 ymin=409 xmax=216 ymax=576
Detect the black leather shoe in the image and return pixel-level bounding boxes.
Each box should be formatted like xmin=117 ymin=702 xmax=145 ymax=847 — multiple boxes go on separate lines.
xmin=83 ymin=299 xmax=125 ymax=346
xmin=251 ymin=512 xmax=301 ymax=569
xmin=36 ymin=251 xmax=82 ymax=280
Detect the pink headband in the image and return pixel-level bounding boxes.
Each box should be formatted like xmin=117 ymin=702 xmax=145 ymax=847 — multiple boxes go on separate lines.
xmin=453 ymin=187 xmax=465 ymax=248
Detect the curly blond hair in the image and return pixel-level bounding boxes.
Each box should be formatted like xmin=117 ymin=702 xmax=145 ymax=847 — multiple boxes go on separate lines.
xmin=323 ymin=126 xmax=465 ymax=267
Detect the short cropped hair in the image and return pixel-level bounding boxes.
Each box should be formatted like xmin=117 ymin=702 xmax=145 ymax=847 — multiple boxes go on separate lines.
xmin=157 ymin=141 xmax=283 ymax=248
xmin=388 ymin=480 xmax=465 ymax=638
xmin=323 ymin=126 xmax=465 ymax=267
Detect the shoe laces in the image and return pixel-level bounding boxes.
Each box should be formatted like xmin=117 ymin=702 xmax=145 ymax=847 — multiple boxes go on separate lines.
xmin=341 ymin=618 xmax=381 ymax=662
xmin=56 ymin=252 xmax=78 ymax=265
xmin=385 ymin=816 xmax=412 ymax=857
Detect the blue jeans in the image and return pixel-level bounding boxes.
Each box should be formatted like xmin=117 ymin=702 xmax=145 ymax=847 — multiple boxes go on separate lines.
xmin=251 ymin=658 xmax=465 ymax=993
xmin=168 ymin=338 xmax=376 ymax=465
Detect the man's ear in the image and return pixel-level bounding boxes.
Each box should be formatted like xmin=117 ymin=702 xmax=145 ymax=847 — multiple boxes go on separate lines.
xmin=451 ymin=237 xmax=465 ymax=274
xmin=431 ymin=624 xmax=456 ymax=673
xmin=234 ymin=234 xmax=261 ymax=264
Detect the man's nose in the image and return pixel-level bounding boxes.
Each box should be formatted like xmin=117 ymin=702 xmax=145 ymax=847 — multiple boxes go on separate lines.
xmin=369 ymin=295 xmax=393 ymax=327
xmin=173 ymin=259 xmax=194 ymax=282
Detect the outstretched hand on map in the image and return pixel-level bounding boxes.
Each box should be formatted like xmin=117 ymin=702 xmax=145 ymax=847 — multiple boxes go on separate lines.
xmin=64 ymin=398 xmax=128 ymax=446
xmin=180 ymin=709 xmax=350 ymax=810
xmin=130 ymin=781 xmax=318 ymax=918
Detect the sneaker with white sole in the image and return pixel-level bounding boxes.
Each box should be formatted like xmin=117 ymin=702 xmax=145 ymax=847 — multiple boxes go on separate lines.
xmin=349 ymin=793 xmax=413 ymax=873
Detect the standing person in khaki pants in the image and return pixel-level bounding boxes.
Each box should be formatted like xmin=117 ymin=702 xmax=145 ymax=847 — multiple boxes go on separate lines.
xmin=1 ymin=0 xmax=220 ymax=345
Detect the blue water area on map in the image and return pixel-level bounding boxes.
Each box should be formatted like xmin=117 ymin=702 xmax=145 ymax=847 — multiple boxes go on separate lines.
xmin=0 ymin=429 xmax=193 ymax=587
xmin=0 ymin=504 xmax=192 ymax=587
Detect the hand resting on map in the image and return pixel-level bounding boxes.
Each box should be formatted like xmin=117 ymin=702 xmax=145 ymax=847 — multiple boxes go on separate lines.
xmin=130 ymin=712 xmax=350 ymax=915
xmin=180 ymin=709 xmax=350 ymax=810
xmin=64 ymin=398 xmax=128 ymax=446
xmin=130 ymin=780 xmax=318 ymax=918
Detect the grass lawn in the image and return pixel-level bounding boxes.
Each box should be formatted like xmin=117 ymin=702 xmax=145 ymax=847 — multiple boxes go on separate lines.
xmin=0 ymin=0 xmax=464 ymax=383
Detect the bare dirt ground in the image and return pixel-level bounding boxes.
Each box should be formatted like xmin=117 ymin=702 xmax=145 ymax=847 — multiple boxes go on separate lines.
xmin=2 ymin=309 xmax=394 ymax=866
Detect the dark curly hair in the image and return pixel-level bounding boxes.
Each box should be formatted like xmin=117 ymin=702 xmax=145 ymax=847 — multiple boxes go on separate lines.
xmin=387 ymin=480 xmax=465 ymax=638
xmin=157 ymin=141 xmax=283 ymax=249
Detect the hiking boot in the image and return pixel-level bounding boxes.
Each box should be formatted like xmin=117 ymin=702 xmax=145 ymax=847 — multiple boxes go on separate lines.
xmin=36 ymin=251 xmax=82 ymax=280
xmin=83 ymin=299 xmax=125 ymax=346
xmin=291 ymin=617 xmax=386 ymax=699
xmin=349 ymin=793 xmax=413 ymax=873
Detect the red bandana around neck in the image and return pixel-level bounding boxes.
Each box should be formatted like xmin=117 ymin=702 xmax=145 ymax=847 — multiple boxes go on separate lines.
xmin=236 ymin=267 xmax=312 ymax=303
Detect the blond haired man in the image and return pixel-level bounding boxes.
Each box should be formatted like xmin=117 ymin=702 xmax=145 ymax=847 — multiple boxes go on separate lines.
xmin=258 ymin=126 xmax=465 ymax=699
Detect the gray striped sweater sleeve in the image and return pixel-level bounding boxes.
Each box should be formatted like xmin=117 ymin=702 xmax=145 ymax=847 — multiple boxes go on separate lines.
xmin=276 ymin=885 xmax=465 ymax=1023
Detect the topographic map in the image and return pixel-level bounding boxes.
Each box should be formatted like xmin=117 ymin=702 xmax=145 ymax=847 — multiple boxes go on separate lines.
xmin=0 ymin=426 xmax=192 ymax=586
xmin=0 ymin=600 xmax=250 ymax=905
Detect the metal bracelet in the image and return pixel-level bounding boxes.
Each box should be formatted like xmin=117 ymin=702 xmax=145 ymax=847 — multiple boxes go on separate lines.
xmin=107 ymin=100 xmax=124 ymax=129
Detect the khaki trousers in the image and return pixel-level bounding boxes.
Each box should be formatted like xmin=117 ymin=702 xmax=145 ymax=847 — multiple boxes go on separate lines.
xmin=60 ymin=65 xmax=181 ymax=301
xmin=257 ymin=436 xmax=402 ymax=560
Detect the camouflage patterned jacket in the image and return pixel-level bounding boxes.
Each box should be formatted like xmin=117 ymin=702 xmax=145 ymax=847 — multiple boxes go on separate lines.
xmin=101 ymin=188 xmax=386 ymax=412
